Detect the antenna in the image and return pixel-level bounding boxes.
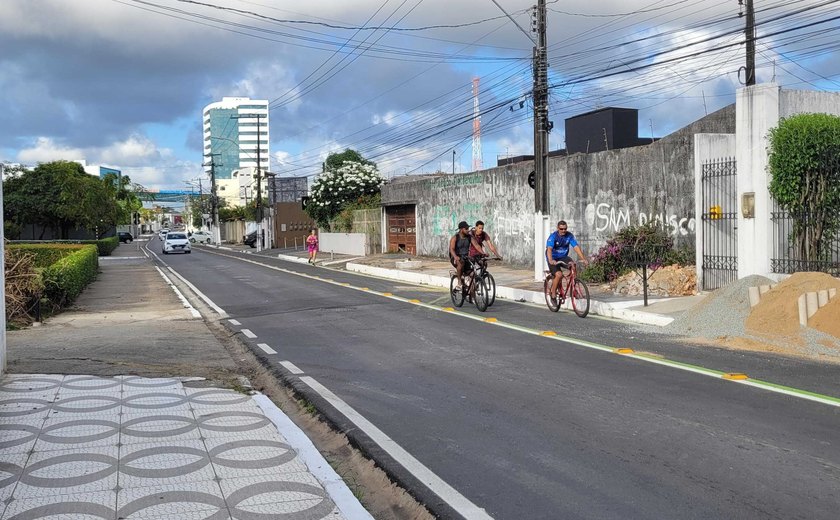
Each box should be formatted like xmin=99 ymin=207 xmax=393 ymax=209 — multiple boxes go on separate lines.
xmin=472 ymin=77 xmax=482 ymax=171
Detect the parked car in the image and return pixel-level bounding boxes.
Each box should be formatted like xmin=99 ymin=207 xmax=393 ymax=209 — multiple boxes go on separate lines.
xmin=117 ymin=231 xmax=133 ymax=243
xmin=162 ymin=232 xmax=191 ymax=254
xmin=189 ymin=230 xmax=212 ymax=244
xmin=243 ymin=230 xmax=258 ymax=248
xmin=158 ymin=228 xmax=170 ymax=240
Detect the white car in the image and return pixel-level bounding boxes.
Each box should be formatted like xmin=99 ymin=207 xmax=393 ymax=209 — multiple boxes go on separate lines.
xmin=158 ymin=228 xmax=170 ymax=240
xmin=162 ymin=232 xmax=191 ymax=254
xmin=189 ymin=230 xmax=212 ymax=244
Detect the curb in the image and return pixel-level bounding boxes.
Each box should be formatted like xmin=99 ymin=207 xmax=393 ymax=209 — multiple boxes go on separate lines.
xmin=277 ymin=253 xmax=310 ymax=264
xmin=345 ymin=262 xmax=674 ymax=327
xmin=253 ymin=393 xmax=374 ymax=520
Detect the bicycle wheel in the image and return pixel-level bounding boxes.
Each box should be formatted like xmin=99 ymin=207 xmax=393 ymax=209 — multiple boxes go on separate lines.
xmin=571 ymin=279 xmax=590 ymax=318
xmin=450 ymin=275 xmax=465 ymax=308
xmin=544 ymin=276 xmax=560 ymax=312
xmin=485 ymin=273 xmax=496 ymax=307
xmin=474 ymin=275 xmax=490 ymax=312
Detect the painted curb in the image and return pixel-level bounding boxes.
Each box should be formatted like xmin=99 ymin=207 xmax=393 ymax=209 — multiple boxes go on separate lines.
xmin=277 ymin=253 xmax=311 ymax=264
xmin=253 ymin=393 xmax=375 ymax=520
xmin=345 ymin=262 xmax=674 ymax=327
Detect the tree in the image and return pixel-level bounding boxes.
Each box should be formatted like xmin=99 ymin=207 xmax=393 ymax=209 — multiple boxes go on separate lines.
xmin=322 ymin=149 xmax=375 ymax=172
xmin=768 ymin=113 xmax=840 ymax=264
xmin=306 ymin=161 xmax=384 ymax=230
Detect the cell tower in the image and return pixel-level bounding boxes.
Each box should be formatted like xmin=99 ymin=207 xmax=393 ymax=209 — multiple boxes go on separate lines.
xmin=472 ymin=77 xmax=482 ymax=172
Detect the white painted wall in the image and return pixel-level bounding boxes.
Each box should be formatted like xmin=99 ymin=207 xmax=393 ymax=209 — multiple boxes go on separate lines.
xmin=735 ymin=84 xmax=840 ymax=279
xmin=319 ymin=233 xmax=367 ymax=256
xmin=694 ymin=133 xmax=737 ymax=290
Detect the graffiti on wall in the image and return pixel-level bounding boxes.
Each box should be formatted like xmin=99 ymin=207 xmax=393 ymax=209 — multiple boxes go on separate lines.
xmin=584 ymin=203 xmax=696 ymax=236
xmin=493 ymin=210 xmax=533 ymax=246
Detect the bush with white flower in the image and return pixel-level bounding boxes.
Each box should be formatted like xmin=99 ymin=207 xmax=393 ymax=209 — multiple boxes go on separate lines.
xmin=306 ymin=161 xmax=384 ymax=229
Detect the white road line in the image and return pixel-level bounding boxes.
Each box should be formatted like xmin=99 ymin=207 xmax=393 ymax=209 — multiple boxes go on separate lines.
xmin=279 ymin=361 xmax=304 ymax=374
xmin=300 ymin=376 xmax=493 ymax=520
xmin=228 ymin=319 xmax=242 ymax=326
xmin=165 ymin=266 xmax=229 ymax=318
xmin=257 ymin=343 xmax=277 ymax=354
xmin=241 ymin=329 xmax=257 ymax=339
xmin=153 ymin=266 xmax=201 ymax=318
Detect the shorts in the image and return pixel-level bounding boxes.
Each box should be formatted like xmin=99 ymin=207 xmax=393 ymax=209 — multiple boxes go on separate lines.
xmin=548 ymin=256 xmax=573 ymax=277
xmin=449 ymin=254 xmax=472 ymax=274
xmin=307 ymin=246 xmax=317 ymax=253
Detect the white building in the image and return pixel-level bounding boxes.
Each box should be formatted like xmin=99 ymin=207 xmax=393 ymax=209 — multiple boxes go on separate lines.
xmin=202 ymin=97 xmax=269 ymax=207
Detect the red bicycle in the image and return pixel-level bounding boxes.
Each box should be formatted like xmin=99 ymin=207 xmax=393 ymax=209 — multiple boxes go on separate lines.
xmin=543 ymin=261 xmax=590 ymax=317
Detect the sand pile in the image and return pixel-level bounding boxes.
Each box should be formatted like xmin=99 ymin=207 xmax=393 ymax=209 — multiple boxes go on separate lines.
xmin=746 ymin=272 xmax=840 ymax=339
xmin=810 ymin=297 xmax=840 ymax=339
xmin=666 ymin=272 xmax=840 ymax=362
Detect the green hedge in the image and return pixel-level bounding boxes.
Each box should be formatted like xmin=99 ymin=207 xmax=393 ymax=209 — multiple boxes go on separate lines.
xmin=7 ymin=244 xmax=87 ymax=268
xmin=41 ymin=245 xmax=99 ymax=306
xmin=10 ymin=236 xmax=119 ymax=256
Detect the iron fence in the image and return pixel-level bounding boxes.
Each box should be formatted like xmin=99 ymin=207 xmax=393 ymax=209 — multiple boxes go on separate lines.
xmin=701 ymin=158 xmax=738 ymax=290
xmin=770 ymin=204 xmax=840 ymax=276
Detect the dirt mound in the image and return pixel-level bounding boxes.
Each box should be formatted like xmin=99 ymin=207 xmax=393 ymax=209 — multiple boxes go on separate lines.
xmin=666 ymin=274 xmax=772 ymax=338
xmin=612 ymin=265 xmax=696 ymax=297
xmin=810 ymin=297 xmax=840 ymax=339
xmin=746 ymin=272 xmax=840 ymax=338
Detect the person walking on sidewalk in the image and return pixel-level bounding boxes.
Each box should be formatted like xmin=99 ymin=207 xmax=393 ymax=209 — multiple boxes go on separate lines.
xmin=449 ymin=221 xmax=472 ymax=289
xmin=306 ymin=228 xmax=319 ymax=264
xmin=469 ymin=220 xmax=502 ymax=261
xmin=546 ymin=220 xmax=588 ymax=299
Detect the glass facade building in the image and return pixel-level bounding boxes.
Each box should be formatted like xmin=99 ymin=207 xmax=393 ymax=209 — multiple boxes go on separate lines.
xmin=202 ymin=97 xmax=269 ymax=182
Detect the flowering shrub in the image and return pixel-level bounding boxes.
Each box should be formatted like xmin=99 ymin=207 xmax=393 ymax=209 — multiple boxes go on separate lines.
xmin=580 ymin=223 xmax=692 ymax=283
xmin=306 ymin=161 xmax=384 ymax=229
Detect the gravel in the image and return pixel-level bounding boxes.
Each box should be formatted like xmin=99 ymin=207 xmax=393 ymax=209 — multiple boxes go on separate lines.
xmin=666 ymin=274 xmax=773 ymax=338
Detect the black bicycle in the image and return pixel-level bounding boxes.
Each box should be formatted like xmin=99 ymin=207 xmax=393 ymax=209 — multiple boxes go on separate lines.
xmin=449 ymin=256 xmax=494 ymax=312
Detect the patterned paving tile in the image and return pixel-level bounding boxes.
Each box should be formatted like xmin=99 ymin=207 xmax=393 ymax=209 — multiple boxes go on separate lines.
xmin=0 ymin=376 xmax=346 ymax=520
xmin=119 ymin=440 xmax=216 ymax=490
xmin=0 ymin=490 xmax=116 ymax=520
xmin=13 ymin=446 xmax=119 ymax=499
xmin=116 ymin=480 xmax=226 ymax=519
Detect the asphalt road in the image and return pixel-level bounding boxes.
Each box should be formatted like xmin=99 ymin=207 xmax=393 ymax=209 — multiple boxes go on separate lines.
xmin=151 ymin=238 xmax=840 ymax=520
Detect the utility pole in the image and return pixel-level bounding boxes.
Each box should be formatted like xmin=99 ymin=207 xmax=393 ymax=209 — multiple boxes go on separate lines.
xmin=532 ymin=0 xmax=549 ymax=280
xmin=740 ymin=0 xmax=756 ymax=85
xmin=205 ymin=153 xmax=221 ymax=246
xmin=452 ymin=150 xmax=456 ymax=174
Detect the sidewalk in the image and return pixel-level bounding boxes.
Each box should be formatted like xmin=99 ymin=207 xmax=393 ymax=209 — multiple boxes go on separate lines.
xmin=273 ymin=250 xmax=703 ymax=327
xmin=2 ymin=239 xmax=371 ymax=520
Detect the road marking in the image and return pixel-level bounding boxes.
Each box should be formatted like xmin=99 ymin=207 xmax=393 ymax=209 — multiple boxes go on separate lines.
xmin=257 ymin=343 xmax=277 ymax=354
xmin=165 ymin=266 xmax=229 ymax=318
xmin=228 ymin=319 xmax=241 ymax=326
xmin=199 ymin=248 xmax=840 ymax=409
xmin=153 ymin=266 xmax=201 ymax=318
xmin=241 ymin=329 xmax=257 ymax=339
xmin=280 ymin=361 xmax=304 ymax=374
xmin=299 ymin=376 xmax=493 ymax=520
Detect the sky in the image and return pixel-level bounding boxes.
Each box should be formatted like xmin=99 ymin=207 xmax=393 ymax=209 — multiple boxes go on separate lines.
xmin=2 ymin=0 xmax=839 ymax=190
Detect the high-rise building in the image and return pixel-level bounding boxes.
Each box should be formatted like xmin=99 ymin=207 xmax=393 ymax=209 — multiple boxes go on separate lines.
xmin=202 ymin=97 xmax=269 ymax=206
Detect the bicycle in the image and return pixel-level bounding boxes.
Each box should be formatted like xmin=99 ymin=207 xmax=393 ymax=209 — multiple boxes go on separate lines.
xmin=543 ymin=260 xmax=590 ymax=318
xmin=471 ymin=255 xmax=500 ymax=308
xmin=450 ymin=256 xmax=493 ymax=312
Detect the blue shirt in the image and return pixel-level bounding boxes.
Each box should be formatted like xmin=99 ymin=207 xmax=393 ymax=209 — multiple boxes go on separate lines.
xmin=546 ymin=231 xmax=578 ymax=260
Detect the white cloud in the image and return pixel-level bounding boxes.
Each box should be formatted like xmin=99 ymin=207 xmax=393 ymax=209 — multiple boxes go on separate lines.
xmin=16 ymin=137 xmax=84 ymax=164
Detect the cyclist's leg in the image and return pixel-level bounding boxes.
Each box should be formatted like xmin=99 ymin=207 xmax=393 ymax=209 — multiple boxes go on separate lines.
xmin=555 ymin=256 xmax=573 ymax=295
xmin=548 ymin=262 xmax=561 ymax=296
xmin=450 ymin=254 xmax=463 ymax=288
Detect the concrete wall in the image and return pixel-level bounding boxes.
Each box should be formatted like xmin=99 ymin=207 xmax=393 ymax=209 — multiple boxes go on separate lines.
xmin=319 ymin=233 xmax=367 ymax=256
xmin=547 ymin=104 xmax=736 ymax=256
xmin=382 ymin=105 xmax=735 ymax=266
xmin=383 ymin=165 xmax=535 ymax=264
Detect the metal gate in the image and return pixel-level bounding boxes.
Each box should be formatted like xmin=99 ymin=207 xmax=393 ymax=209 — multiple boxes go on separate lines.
xmin=701 ymin=158 xmax=738 ymax=290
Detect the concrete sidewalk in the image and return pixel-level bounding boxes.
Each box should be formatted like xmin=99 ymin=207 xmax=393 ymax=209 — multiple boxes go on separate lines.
xmin=273 ymin=250 xmax=703 ymax=327
xmin=3 ymin=239 xmax=371 ymax=520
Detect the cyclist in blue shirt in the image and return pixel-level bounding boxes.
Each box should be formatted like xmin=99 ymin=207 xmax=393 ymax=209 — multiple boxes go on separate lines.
xmin=546 ymin=220 xmax=588 ymax=299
